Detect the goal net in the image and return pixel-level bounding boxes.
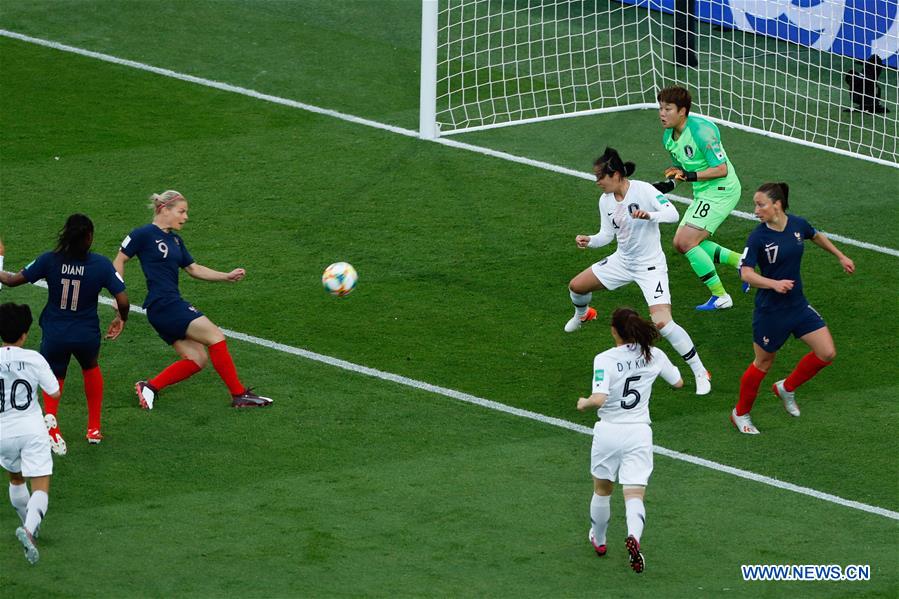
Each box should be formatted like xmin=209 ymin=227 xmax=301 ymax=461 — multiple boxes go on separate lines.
xmin=420 ymin=0 xmax=898 ymax=168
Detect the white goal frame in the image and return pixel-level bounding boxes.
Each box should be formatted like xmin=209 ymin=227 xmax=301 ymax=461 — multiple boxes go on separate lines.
xmin=419 ymin=0 xmax=898 ymax=169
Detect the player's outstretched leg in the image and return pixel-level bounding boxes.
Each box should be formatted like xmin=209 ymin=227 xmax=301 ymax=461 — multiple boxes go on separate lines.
xmin=773 ymin=380 xmax=800 ymax=417
xmin=565 ymin=290 xmax=596 ymax=333
xmin=44 ymin=414 xmax=66 ymax=456
xmin=15 ymin=526 xmax=39 ymax=565
xmin=625 ymin=535 xmax=644 ymax=573
xmin=657 ymin=319 xmax=710 ymax=395
xmin=83 ymin=366 xmax=104 ymax=443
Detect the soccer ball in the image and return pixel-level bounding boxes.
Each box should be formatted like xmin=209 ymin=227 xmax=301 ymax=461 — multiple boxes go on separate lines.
xmin=322 ymin=262 xmax=357 ymax=297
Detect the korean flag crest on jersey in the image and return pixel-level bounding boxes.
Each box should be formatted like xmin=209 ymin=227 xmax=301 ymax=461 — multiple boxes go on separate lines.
xmin=684 ymin=145 xmax=695 ymax=158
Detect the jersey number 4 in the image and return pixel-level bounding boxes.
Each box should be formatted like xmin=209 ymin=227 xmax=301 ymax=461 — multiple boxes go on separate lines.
xmin=620 ymin=376 xmax=642 ymax=410
xmin=0 ymin=378 xmax=34 ymax=412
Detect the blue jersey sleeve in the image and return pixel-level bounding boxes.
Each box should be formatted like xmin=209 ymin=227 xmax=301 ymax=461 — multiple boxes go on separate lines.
xmin=176 ymin=236 xmax=194 ymax=268
xmin=21 ymin=252 xmax=52 ymax=284
xmin=120 ymin=227 xmax=146 ymax=258
xmin=741 ymin=229 xmax=762 ymax=269
xmin=102 ymin=257 xmax=127 ymax=294
xmin=797 ymin=216 xmax=817 ymax=240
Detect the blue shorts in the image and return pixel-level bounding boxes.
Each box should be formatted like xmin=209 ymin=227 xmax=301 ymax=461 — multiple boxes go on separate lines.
xmin=147 ymin=299 xmax=204 ymax=345
xmin=753 ymin=303 xmax=826 ymax=353
xmin=40 ymin=334 xmax=101 ymax=378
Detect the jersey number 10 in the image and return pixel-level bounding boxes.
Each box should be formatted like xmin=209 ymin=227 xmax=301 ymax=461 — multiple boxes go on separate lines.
xmin=0 ymin=378 xmax=34 ymax=412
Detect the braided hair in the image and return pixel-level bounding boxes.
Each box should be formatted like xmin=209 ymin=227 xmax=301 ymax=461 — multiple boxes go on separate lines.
xmin=54 ymin=214 xmax=94 ymax=260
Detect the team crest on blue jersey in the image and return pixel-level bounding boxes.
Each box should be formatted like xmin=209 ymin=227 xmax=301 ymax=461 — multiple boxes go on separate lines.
xmin=762 ymin=336 xmax=770 ymax=346
xmin=684 ymin=145 xmax=694 ymax=158
xmin=794 ymin=232 xmax=802 ymax=243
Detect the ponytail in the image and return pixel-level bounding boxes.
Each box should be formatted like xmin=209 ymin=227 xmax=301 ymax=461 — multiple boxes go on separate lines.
xmin=148 ymin=190 xmax=186 ymax=214
xmin=757 ymin=182 xmax=790 ymax=210
xmin=611 ymin=307 xmax=659 ymax=362
xmin=594 ymin=147 xmax=636 ymax=179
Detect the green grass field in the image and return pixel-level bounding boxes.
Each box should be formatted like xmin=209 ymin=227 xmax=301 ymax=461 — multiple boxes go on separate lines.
xmin=1 ymin=1 xmax=897 ymax=597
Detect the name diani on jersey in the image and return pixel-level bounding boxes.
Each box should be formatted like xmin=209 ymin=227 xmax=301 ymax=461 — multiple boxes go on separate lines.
xmin=61 ymin=264 xmax=85 ymax=276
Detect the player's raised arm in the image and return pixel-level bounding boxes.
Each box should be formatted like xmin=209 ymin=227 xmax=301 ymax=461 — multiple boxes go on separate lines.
xmin=183 ymin=263 xmax=246 ymax=282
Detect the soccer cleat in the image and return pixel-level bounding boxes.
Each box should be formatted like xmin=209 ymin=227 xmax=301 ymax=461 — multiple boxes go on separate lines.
xmin=564 ymin=307 xmax=598 ymax=333
xmin=695 ymin=294 xmax=733 ymax=311
xmin=15 ymin=526 xmax=39 ymax=565
xmin=773 ymin=379 xmax=800 ymax=417
xmin=44 ymin=414 xmax=67 ymax=456
xmin=730 ymin=408 xmax=760 ymax=435
xmin=695 ymin=370 xmax=712 ymax=396
xmin=625 ymin=535 xmax=644 ymax=573
xmin=86 ymin=428 xmax=104 ymax=444
xmin=231 ymin=388 xmax=273 ymax=408
xmin=588 ymin=529 xmax=607 ymax=557
xmin=135 ymin=381 xmax=157 ymax=410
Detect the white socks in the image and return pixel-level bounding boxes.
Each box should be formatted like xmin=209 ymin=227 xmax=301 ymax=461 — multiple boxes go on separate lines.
xmin=659 ymin=320 xmax=706 ymax=376
xmin=570 ymin=290 xmax=592 ymax=318
xmin=24 ymin=490 xmax=48 ymax=536
xmin=625 ymin=498 xmax=646 ymax=542
xmin=590 ymin=493 xmax=611 ymax=545
xmin=9 ymin=483 xmax=29 ymax=524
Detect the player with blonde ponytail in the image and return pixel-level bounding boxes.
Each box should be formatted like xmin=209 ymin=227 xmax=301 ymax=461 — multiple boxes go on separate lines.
xmin=114 ymin=190 xmax=273 ymax=410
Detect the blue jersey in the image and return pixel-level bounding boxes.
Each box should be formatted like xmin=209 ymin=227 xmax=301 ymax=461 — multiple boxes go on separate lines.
xmin=120 ymin=224 xmax=195 ymax=309
xmin=742 ymin=215 xmax=817 ymax=310
xmin=22 ymin=251 xmax=126 ymax=341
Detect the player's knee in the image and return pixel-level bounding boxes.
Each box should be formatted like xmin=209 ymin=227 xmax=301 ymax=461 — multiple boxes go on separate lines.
xmin=818 ymin=348 xmax=836 ymax=362
xmin=192 ymin=353 xmax=209 ymax=369
xmin=8 ymin=472 xmax=25 ymax=484
xmin=650 ymin=312 xmax=669 ymax=329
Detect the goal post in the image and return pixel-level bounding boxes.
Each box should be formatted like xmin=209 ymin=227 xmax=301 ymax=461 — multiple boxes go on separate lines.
xmin=419 ymin=0 xmax=898 ymax=168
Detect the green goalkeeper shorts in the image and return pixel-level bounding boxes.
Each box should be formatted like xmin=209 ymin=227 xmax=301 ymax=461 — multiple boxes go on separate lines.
xmin=679 ymin=182 xmax=741 ymax=234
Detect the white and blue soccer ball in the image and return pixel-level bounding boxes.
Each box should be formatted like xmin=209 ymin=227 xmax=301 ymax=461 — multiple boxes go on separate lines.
xmin=322 ymin=262 xmax=357 ymax=297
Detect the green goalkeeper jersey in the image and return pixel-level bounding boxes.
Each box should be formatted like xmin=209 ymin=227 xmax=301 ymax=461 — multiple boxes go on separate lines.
xmin=662 ymin=115 xmax=740 ymax=197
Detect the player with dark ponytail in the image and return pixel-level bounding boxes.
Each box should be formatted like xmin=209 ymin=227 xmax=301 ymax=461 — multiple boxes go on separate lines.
xmin=0 ymin=214 xmax=130 ymax=450
xmin=731 ymin=182 xmax=855 ymax=434
xmin=577 ymin=307 xmax=683 ymax=574
xmin=566 ymin=147 xmax=712 ymax=395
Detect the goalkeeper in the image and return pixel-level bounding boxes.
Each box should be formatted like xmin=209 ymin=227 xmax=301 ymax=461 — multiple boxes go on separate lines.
xmin=654 ymin=86 xmax=744 ymax=311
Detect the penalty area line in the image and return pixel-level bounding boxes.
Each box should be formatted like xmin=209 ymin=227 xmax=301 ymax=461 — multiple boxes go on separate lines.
xmin=28 ymin=279 xmax=891 ymax=522
xmin=2 ymin=28 xmax=898 ymax=259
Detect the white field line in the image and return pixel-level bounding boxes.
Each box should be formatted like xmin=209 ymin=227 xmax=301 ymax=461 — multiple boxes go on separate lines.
xmin=3 ymin=28 xmax=898 ymax=258
xmin=26 ymin=282 xmax=899 ymax=521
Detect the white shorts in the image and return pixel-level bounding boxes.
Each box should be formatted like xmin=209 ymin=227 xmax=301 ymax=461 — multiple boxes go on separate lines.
xmin=0 ymin=433 xmax=53 ymax=477
xmin=591 ymin=253 xmax=671 ymax=306
xmin=590 ymin=420 xmax=653 ymax=486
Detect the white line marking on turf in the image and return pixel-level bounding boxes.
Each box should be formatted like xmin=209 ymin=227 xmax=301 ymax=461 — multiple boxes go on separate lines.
xmin=26 ymin=279 xmax=894 ymax=521
xmin=3 ymin=28 xmax=898 ymax=259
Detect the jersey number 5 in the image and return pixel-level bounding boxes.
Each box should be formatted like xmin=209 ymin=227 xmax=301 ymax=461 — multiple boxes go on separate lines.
xmin=620 ymin=376 xmax=642 ymax=410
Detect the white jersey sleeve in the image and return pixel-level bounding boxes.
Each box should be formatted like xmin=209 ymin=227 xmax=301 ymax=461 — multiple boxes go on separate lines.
xmin=645 ymin=187 xmax=679 ymax=224
xmin=651 ymin=347 xmax=682 ymax=386
xmin=587 ymin=197 xmax=615 ymax=249
xmin=591 ymin=353 xmax=615 ymax=395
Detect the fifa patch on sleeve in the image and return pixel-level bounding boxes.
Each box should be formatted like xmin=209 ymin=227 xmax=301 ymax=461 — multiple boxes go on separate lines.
xmin=121 ymin=235 xmax=131 ymax=248
xmin=115 ymin=271 xmax=124 ymax=283
xmin=593 ymin=369 xmax=605 ymax=383
xmin=656 ymin=195 xmax=669 ymax=204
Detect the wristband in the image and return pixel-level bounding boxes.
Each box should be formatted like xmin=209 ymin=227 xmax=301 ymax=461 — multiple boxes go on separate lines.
xmin=652 ymin=179 xmax=676 ymax=194
xmin=685 ymin=171 xmax=698 ymax=182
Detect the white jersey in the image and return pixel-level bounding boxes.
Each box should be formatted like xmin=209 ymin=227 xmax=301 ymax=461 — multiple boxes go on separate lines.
xmin=0 ymin=346 xmax=59 ymax=438
xmin=587 ymin=180 xmax=679 ymax=269
xmin=590 ymin=344 xmax=681 ymax=424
